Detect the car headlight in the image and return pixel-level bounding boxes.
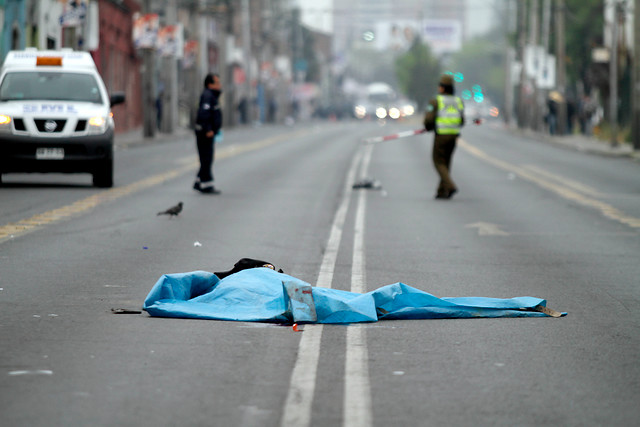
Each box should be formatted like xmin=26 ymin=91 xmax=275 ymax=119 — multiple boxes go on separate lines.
xmin=354 ymin=105 xmax=367 ymax=119
xmin=375 ymin=107 xmax=387 ymax=119
xmin=388 ymin=107 xmax=401 ymax=119
xmin=402 ymin=105 xmax=415 ymax=116
xmin=0 ymin=114 xmax=12 ymax=133
xmin=88 ymin=116 xmax=108 ymax=134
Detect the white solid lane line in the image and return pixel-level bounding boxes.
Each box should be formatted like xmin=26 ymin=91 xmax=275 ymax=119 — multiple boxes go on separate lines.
xmin=280 ymin=147 xmax=365 ymax=427
xmin=344 ymin=142 xmax=373 ymax=427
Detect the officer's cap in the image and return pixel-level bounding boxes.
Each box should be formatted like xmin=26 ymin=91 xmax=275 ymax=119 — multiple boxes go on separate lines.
xmin=439 ymin=74 xmax=455 ymax=87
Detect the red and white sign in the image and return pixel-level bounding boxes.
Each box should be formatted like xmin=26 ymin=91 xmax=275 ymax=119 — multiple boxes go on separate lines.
xmin=133 ymin=13 xmax=159 ymax=49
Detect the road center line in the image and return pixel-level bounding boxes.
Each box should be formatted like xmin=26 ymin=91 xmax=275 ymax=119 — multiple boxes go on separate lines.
xmin=459 ymin=139 xmax=640 ymax=229
xmin=522 ymin=164 xmax=603 ymax=197
xmin=280 ymin=146 xmax=365 ymax=427
xmin=344 ymin=143 xmax=373 ymax=427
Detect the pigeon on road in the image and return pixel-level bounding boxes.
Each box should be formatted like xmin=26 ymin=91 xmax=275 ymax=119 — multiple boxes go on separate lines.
xmin=157 ymin=202 xmax=183 ymax=218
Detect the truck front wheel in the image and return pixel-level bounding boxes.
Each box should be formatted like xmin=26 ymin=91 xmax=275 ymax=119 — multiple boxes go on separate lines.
xmin=93 ymin=157 xmax=113 ymax=188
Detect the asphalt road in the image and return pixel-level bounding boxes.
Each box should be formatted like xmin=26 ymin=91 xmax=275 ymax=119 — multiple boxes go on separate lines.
xmin=1 ymin=120 xmax=639 ymax=427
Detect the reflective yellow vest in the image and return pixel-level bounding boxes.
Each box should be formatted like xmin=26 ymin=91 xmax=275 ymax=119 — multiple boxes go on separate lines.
xmin=436 ymin=95 xmax=464 ymax=135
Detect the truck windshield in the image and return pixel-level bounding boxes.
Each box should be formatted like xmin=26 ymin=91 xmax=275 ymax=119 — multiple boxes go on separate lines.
xmin=0 ymin=71 xmax=103 ymax=104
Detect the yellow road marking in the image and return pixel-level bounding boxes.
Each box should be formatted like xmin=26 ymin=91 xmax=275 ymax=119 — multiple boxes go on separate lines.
xmin=522 ymin=164 xmax=603 ymax=197
xmin=459 ymin=139 xmax=640 ymax=229
xmin=0 ymin=129 xmax=310 ymax=243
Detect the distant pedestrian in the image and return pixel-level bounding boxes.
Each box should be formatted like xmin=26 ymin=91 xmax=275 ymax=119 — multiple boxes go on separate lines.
xmin=578 ymin=94 xmax=597 ymax=135
xmin=566 ymin=95 xmax=576 ymax=135
xmin=193 ymin=73 xmax=222 ymax=194
xmin=546 ymin=91 xmax=561 ymax=135
xmin=237 ymin=97 xmax=248 ymax=124
xmin=156 ymin=82 xmax=164 ymax=131
xmin=423 ymin=74 xmax=465 ymax=199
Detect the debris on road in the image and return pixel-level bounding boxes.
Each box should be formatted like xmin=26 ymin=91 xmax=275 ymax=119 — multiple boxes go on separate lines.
xmin=352 ymin=177 xmax=383 ymax=190
xmin=111 ymin=308 xmax=142 ymax=314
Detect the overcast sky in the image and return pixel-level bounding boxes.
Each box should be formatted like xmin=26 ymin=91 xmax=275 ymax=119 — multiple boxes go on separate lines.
xmin=295 ymin=0 xmax=495 ymax=37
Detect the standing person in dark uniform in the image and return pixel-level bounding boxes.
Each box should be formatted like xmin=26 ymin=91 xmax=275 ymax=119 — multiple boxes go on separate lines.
xmin=193 ymin=73 xmax=223 ymax=194
xmin=423 ymin=74 xmax=465 ymax=199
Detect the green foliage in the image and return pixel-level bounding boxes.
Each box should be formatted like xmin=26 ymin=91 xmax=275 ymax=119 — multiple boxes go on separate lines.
xmin=394 ymin=41 xmax=440 ymax=110
xmin=563 ymin=0 xmax=604 ymax=88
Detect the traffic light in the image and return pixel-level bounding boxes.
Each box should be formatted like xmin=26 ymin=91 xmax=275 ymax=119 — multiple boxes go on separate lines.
xmin=444 ymin=71 xmax=464 ymax=83
xmin=472 ymin=84 xmax=484 ymax=103
xmin=362 ymin=31 xmax=375 ymax=42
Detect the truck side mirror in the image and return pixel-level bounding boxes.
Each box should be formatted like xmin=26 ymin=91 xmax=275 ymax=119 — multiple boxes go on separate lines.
xmin=110 ymin=92 xmax=126 ymax=107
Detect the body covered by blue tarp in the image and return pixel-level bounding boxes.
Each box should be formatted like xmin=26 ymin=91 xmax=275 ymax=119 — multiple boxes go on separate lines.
xmin=143 ymin=268 xmax=565 ymax=323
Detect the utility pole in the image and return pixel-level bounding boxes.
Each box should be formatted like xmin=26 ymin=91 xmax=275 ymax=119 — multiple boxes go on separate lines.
xmin=242 ymin=0 xmax=252 ymax=123
xmin=517 ymin=0 xmax=527 ymax=128
xmin=221 ymin=2 xmax=235 ymax=128
xmin=609 ymin=1 xmax=626 ymax=148
xmin=538 ymin=0 xmax=552 ymax=131
xmin=555 ymin=0 xmax=567 ymax=135
xmin=634 ymin=0 xmax=640 ymax=150
xmin=528 ymin=0 xmax=540 ymax=129
xmin=141 ymin=0 xmax=156 ymax=138
xmin=161 ymin=0 xmax=178 ymax=134
xmin=198 ymin=0 xmax=208 ymax=88
xmin=503 ymin=0 xmax=514 ymax=127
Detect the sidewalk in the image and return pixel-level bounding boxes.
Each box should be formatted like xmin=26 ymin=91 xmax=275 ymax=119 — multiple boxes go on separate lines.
xmin=115 ymin=122 xmax=640 ymax=162
xmin=113 ymin=126 xmax=192 ymax=149
xmin=513 ymin=127 xmax=640 ymax=161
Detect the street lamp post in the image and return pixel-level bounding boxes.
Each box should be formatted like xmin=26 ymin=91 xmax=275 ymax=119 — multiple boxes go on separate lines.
xmin=609 ymin=1 xmax=621 ymax=147
xmin=242 ymin=0 xmax=252 ymax=123
xmin=634 ymin=0 xmax=640 ymax=150
xmin=142 ymin=0 xmax=156 ymax=138
xmin=555 ymin=0 xmax=567 ymax=136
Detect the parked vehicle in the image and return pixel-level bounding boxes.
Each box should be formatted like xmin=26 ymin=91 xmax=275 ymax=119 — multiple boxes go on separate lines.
xmin=0 ymin=49 xmax=125 ymax=187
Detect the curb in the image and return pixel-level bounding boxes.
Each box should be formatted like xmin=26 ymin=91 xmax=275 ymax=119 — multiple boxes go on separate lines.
xmin=510 ymin=127 xmax=638 ymax=160
xmin=114 ymin=127 xmax=193 ymax=149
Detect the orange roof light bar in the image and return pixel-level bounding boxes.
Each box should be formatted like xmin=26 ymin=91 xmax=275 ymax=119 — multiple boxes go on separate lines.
xmin=36 ymin=57 xmax=63 ymax=66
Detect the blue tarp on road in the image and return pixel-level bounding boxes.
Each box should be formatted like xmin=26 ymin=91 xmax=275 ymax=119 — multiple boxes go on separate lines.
xmin=143 ymin=268 xmax=565 ymax=323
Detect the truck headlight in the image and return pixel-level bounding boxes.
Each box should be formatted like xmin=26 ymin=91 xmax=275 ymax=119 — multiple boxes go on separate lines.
xmin=0 ymin=114 xmax=12 ymax=132
xmin=375 ymin=107 xmax=387 ymax=119
xmin=354 ymin=105 xmax=367 ymax=119
xmin=88 ymin=116 xmax=108 ymax=134
xmin=402 ymin=105 xmax=415 ymax=116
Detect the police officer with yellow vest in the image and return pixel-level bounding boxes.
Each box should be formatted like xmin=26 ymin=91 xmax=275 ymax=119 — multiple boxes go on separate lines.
xmin=423 ymin=74 xmax=465 ymax=199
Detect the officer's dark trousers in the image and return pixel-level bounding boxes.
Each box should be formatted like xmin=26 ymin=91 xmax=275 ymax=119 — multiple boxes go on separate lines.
xmin=195 ymin=131 xmax=215 ymax=185
xmin=432 ymin=134 xmax=458 ymax=197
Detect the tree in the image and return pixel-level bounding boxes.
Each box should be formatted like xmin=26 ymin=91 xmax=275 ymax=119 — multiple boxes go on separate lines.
xmin=563 ymin=0 xmax=604 ymax=92
xmin=395 ymin=41 xmax=440 ymax=111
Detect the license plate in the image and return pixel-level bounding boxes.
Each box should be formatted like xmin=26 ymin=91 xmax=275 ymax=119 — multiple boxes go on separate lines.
xmin=36 ymin=147 xmax=64 ymax=160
